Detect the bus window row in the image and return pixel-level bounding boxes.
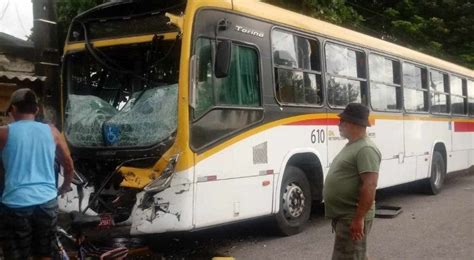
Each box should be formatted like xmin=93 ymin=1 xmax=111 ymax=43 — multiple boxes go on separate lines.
xmin=271 ymin=28 xmax=474 ymax=116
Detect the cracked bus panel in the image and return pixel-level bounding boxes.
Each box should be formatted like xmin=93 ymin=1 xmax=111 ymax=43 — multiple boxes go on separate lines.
xmin=58 ymin=0 xmax=193 ymax=231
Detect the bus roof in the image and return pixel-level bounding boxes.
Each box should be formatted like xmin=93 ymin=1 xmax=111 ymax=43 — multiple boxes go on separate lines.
xmin=232 ymin=0 xmax=473 ymax=78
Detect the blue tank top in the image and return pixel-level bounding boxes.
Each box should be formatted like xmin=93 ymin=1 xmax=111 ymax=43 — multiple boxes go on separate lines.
xmin=2 ymin=120 xmax=57 ymax=207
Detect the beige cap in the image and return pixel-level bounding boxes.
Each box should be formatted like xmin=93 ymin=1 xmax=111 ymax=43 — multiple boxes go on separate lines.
xmin=7 ymin=88 xmax=38 ymax=112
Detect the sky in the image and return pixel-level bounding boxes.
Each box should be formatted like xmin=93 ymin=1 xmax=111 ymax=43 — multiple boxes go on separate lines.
xmin=0 ymin=0 xmax=33 ymax=40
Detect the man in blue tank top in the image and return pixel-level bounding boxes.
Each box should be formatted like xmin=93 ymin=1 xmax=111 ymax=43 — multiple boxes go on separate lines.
xmin=0 ymin=88 xmax=74 ymax=259
xmin=0 ymin=160 xmax=5 ymax=257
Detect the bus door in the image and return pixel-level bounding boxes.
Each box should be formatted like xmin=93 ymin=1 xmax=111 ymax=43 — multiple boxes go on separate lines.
xmin=190 ymin=10 xmax=273 ymax=228
xmin=367 ymin=55 xmax=407 ymax=187
xmin=372 ymin=113 xmax=406 ymax=188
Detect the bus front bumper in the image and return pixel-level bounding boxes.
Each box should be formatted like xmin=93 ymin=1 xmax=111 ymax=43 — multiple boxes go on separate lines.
xmin=129 ymin=182 xmax=194 ymax=235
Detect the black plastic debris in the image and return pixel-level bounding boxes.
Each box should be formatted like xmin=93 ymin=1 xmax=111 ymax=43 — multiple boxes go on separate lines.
xmin=375 ymin=205 xmax=402 ymax=218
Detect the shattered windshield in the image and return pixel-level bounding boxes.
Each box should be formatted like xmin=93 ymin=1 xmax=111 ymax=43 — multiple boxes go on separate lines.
xmin=64 ymin=39 xmax=181 ymax=147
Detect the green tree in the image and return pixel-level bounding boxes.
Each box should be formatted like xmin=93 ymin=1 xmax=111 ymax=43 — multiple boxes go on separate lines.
xmin=352 ymin=0 xmax=474 ymax=68
xmin=56 ymin=0 xmax=103 ymax=44
xmin=266 ymin=0 xmax=363 ymax=25
xmin=266 ymin=0 xmax=474 ymax=68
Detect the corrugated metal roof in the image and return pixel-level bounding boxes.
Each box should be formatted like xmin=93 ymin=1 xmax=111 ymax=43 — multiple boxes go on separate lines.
xmin=0 ymin=33 xmax=34 ymax=49
xmin=0 ymin=71 xmax=46 ymax=82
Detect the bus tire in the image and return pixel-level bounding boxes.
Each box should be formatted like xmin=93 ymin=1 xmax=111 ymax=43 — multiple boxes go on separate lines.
xmin=274 ymin=166 xmax=311 ymax=236
xmin=425 ymin=151 xmax=446 ymax=195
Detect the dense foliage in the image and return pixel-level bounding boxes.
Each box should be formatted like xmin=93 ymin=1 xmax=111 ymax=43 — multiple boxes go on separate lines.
xmin=56 ymin=0 xmax=473 ymax=69
xmin=266 ymin=0 xmax=473 ymax=69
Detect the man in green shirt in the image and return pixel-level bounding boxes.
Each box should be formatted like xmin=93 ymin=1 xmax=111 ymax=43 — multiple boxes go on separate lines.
xmin=323 ymin=103 xmax=381 ymax=260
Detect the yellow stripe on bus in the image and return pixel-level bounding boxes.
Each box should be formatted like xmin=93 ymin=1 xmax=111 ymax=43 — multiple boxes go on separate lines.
xmin=196 ymin=114 xmax=327 ymax=163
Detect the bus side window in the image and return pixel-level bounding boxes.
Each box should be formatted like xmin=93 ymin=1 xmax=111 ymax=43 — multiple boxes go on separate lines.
xmin=403 ymin=63 xmax=428 ymax=112
xmin=325 ymin=42 xmax=367 ymax=108
xmin=215 ymin=45 xmax=260 ymax=107
xmin=195 ymin=38 xmax=215 ymax=117
xmin=368 ymin=54 xmax=402 ymax=111
xmin=272 ymin=30 xmax=298 ymax=68
xmin=430 ymin=70 xmax=449 ymax=114
xmin=272 ymin=29 xmax=322 ymax=106
xmin=450 ymin=75 xmax=467 ymax=115
xmin=468 ymin=80 xmax=474 ymax=116
xmin=193 ymin=38 xmax=261 ymax=118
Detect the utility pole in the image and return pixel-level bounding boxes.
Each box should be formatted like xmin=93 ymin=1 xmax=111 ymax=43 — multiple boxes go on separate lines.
xmin=31 ymin=0 xmax=61 ymax=125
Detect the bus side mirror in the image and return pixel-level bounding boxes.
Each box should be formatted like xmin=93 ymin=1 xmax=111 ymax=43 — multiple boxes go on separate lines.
xmin=215 ymin=40 xmax=231 ymax=78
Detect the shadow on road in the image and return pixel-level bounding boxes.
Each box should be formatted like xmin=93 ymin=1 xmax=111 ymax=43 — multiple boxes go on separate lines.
xmin=146 ymin=204 xmax=328 ymax=259
xmin=145 ymin=217 xmax=278 ymax=259
xmin=376 ymin=168 xmax=473 ymax=202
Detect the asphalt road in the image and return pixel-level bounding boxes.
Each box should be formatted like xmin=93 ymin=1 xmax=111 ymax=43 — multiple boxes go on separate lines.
xmin=148 ymin=170 xmax=474 ymax=260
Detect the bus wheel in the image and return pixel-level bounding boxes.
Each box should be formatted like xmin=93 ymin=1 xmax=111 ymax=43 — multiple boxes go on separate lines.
xmin=425 ymin=151 xmax=446 ymax=195
xmin=274 ymin=166 xmax=311 ymax=236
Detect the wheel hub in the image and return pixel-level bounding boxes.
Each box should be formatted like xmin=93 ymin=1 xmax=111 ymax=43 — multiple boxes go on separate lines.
xmin=282 ymin=183 xmax=305 ymax=219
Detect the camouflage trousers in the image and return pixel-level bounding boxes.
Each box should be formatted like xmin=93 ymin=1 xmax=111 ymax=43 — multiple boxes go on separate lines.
xmin=2 ymin=199 xmax=58 ymax=259
xmin=331 ymin=218 xmax=373 ymax=260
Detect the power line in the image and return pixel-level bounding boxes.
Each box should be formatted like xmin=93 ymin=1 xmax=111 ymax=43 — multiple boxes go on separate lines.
xmin=346 ymin=0 xmax=391 ymax=20
xmin=0 ymin=0 xmax=10 ymax=20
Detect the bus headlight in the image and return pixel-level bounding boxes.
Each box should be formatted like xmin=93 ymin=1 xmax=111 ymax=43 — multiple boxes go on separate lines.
xmin=144 ymin=154 xmax=179 ymax=194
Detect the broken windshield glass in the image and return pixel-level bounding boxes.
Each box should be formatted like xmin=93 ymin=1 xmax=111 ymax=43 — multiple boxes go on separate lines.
xmin=64 ymin=38 xmax=181 ymax=147
xmin=66 ymin=84 xmax=177 ymax=147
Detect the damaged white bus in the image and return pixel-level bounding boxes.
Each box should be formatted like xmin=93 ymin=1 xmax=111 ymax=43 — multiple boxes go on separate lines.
xmin=59 ymin=0 xmax=474 ymax=237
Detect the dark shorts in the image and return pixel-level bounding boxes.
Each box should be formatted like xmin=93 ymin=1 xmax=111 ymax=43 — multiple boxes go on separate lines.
xmin=331 ymin=218 xmax=373 ymax=260
xmin=0 ymin=203 xmax=7 ymax=257
xmin=0 ymin=203 xmax=6 ymax=240
xmin=2 ymin=199 xmax=58 ymax=259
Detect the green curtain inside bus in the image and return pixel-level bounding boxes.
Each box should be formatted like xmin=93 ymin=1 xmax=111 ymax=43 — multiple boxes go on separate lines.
xmin=216 ymin=46 xmax=259 ymax=106
xmin=195 ymin=38 xmax=260 ymax=117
